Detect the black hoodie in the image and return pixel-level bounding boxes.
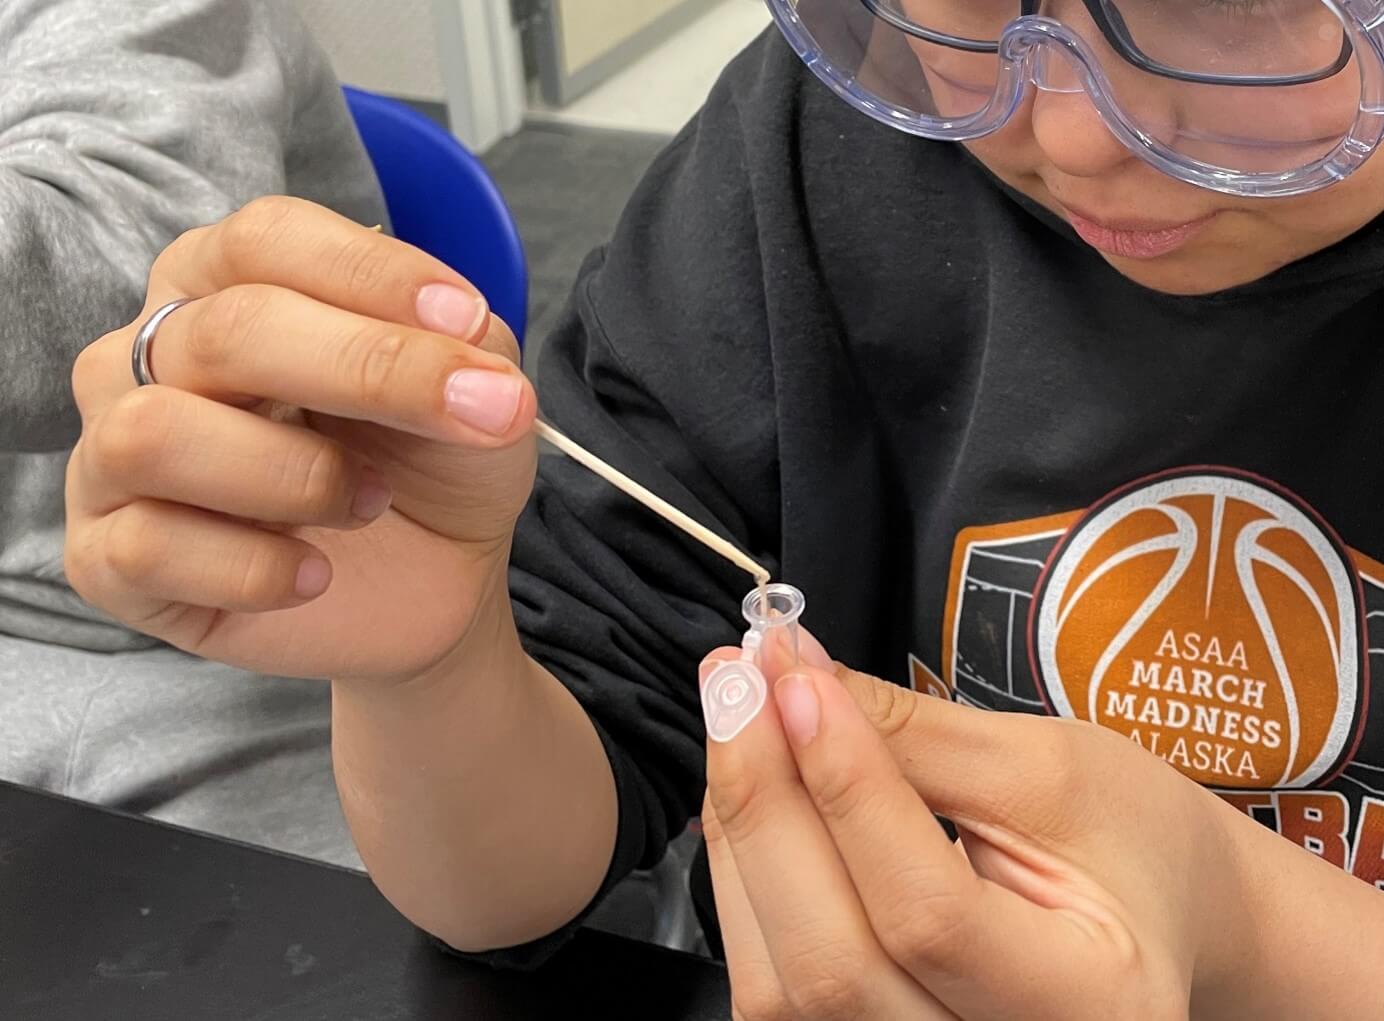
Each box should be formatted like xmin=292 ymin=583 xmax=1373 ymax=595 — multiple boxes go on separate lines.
xmin=501 ymin=27 xmax=1384 ymax=963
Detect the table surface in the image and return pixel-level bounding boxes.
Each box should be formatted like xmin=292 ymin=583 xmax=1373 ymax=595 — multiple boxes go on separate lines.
xmin=0 ymin=782 xmax=730 ymax=1020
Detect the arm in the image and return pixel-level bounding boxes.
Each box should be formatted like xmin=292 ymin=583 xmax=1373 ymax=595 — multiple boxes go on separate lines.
xmin=331 ymin=581 xmax=622 ymax=954
xmin=0 ymin=0 xmax=370 ymax=450
xmin=329 ymin=55 xmax=783 ymax=956
xmin=1225 ymin=804 xmax=1384 ymax=1018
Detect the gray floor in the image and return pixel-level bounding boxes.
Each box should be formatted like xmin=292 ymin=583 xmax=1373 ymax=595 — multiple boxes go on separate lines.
xmin=482 ymin=122 xmax=673 ymax=372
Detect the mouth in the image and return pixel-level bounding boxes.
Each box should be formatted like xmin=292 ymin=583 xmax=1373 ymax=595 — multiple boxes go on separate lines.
xmin=1059 ymin=204 xmax=1217 ymax=260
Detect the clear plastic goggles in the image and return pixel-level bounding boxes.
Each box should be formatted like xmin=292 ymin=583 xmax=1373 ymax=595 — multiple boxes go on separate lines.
xmin=767 ymin=0 xmax=1384 ymax=196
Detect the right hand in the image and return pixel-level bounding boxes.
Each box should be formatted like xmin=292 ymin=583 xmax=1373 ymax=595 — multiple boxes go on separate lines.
xmin=66 ymin=197 xmax=539 ymax=684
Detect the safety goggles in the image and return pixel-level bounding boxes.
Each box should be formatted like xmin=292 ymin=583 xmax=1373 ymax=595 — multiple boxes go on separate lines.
xmin=765 ymin=0 xmax=1384 ymax=196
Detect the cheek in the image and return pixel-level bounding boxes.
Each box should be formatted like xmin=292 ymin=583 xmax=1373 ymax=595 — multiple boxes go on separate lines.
xmin=960 ymin=106 xmax=1047 ymax=183
xmin=1255 ymin=154 xmax=1384 ymax=249
xmin=901 ymin=37 xmax=1000 ymax=119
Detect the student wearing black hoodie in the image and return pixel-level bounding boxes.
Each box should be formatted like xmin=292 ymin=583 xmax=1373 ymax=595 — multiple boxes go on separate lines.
xmin=65 ymin=3 xmax=1384 ymax=1016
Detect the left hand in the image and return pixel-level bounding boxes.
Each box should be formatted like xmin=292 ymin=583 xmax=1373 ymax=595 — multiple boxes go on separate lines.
xmin=700 ymin=643 xmax=1257 ymax=1020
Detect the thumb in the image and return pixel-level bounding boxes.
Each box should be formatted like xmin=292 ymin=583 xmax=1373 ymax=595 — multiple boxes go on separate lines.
xmin=755 ymin=625 xmax=1014 ymax=817
xmin=756 ymin=626 xmax=919 ymax=745
xmin=756 ymin=628 xmax=934 ymax=754
xmin=784 ymin=655 xmax=1026 ymax=828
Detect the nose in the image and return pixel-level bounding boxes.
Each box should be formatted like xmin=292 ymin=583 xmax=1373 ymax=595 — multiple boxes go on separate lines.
xmin=1029 ymin=84 xmax=1135 ymax=178
xmin=1014 ymin=14 xmax=1151 ymax=180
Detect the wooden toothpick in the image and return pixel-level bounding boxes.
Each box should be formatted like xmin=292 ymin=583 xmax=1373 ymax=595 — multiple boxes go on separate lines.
xmin=533 ymin=420 xmax=771 ymax=587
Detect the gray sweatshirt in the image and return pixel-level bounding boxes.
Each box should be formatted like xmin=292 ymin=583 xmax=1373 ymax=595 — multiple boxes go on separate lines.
xmin=0 ymin=0 xmax=387 ymax=651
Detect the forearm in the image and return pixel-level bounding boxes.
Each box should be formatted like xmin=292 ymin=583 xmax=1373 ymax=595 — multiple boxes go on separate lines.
xmin=1214 ymin=804 xmax=1384 ymax=1018
xmin=331 ymin=584 xmax=618 ymax=952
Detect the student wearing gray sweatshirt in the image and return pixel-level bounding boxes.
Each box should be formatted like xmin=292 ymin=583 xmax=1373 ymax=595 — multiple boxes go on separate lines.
xmin=0 ymin=0 xmax=385 ymax=864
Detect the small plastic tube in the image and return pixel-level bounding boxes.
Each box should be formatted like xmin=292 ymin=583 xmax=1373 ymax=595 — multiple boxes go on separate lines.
xmin=702 ymin=583 xmax=807 ymax=743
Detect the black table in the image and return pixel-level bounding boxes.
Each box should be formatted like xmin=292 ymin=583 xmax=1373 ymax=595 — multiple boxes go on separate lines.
xmin=0 ymin=782 xmax=730 ymax=1020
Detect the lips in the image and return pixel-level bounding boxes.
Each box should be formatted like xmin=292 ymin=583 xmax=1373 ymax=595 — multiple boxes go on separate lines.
xmin=1061 ymin=205 xmax=1215 ymax=260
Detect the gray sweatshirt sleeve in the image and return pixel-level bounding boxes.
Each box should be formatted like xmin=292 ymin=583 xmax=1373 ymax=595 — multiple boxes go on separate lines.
xmin=0 ymin=0 xmax=385 ymax=452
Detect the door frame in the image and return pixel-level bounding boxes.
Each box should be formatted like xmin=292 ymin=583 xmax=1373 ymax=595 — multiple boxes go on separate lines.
xmin=432 ymin=0 xmax=526 ymax=151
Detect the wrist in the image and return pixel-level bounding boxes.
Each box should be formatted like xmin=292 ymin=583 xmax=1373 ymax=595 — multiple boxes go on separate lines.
xmin=1192 ymin=794 xmax=1383 ymax=1020
xmin=1188 ymin=796 xmax=1275 ymax=1016
xmin=334 ymin=538 xmax=521 ymax=692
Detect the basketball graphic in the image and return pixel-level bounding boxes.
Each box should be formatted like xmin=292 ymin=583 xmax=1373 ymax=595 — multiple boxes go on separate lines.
xmin=1029 ymin=468 xmax=1367 ymax=790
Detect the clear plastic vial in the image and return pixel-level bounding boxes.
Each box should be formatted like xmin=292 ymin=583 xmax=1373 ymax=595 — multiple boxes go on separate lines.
xmin=702 ymin=583 xmax=807 ymax=743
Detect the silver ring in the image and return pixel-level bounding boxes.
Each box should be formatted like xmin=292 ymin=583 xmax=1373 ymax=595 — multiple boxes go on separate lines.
xmin=131 ymin=298 xmax=194 ymax=387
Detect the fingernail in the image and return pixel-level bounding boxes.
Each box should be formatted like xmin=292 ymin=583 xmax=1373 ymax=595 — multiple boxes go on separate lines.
xmin=798 ymin=625 xmax=833 ymax=670
xmin=417 ymin=283 xmax=488 ymax=340
xmin=295 ymin=557 xmax=332 ymax=599
xmin=775 ymin=673 xmax=820 ymax=748
xmin=351 ymin=470 xmax=393 ymax=522
xmin=444 ymin=369 xmax=522 ymax=435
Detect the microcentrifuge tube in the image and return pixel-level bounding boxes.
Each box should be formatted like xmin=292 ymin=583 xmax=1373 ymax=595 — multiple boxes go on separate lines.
xmin=702 ymin=583 xmax=807 ymax=743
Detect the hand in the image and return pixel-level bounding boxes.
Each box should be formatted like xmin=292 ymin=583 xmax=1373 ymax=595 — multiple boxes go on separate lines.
xmin=701 ymin=643 xmax=1258 ymax=1020
xmin=66 ymin=197 xmax=539 ymax=683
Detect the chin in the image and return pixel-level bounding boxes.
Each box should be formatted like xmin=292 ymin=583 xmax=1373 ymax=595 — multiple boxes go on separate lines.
xmin=1097 ymin=243 xmax=1290 ymax=296
xmin=1100 ymin=255 xmax=1258 ymax=296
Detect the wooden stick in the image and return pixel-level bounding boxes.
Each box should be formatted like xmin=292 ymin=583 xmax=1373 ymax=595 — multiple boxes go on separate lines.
xmin=533 ymin=420 xmax=771 ymax=586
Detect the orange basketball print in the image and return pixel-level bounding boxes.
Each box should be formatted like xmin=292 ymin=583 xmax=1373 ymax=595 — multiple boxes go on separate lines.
xmin=1030 ymin=469 xmax=1367 ymax=790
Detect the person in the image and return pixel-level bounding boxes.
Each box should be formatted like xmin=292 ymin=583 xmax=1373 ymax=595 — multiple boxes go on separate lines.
xmin=65 ymin=0 xmax=1384 ymax=1015
xmin=1 ymin=0 xmax=385 ymax=865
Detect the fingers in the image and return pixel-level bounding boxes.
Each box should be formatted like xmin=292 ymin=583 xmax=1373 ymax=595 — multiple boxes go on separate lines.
xmin=771 ymin=666 xmax=981 ymax=989
xmin=777 ymin=666 xmax=1135 ymax=1020
xmin=755 ymin=627 xmax=1035 ymax=832
xmin=827 ymin=663 xmax=1050 ymax=827
xmin=67 ymin=498 xmax=332 ymax=623
xmin=73 ymin=197 xmax=526 ymax=423
xmin=701 ymin=793 xmax=788 ymax=1021
xmin=702 ymin=655 xmax=953 ymax=1020
xmin=126 ymin=285 xmax=533 ymax=445
xmin=157 ymin=197 xmax=497 ymax=343
xmin=751 ymin=622 xmax=1068 ymax=839
xmin=74 ymin=386 xmax=392 ymax=526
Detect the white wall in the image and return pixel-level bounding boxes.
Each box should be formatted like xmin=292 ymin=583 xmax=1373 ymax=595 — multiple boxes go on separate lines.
xmin=557 ymin=0 xmax=686 ymax=73
xmin=292 ymin=0 xmax=447 ymax=101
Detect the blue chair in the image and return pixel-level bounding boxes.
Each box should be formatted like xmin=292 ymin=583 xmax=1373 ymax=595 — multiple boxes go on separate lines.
xmin=343 ymin=86 xmax=528 ymax=345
